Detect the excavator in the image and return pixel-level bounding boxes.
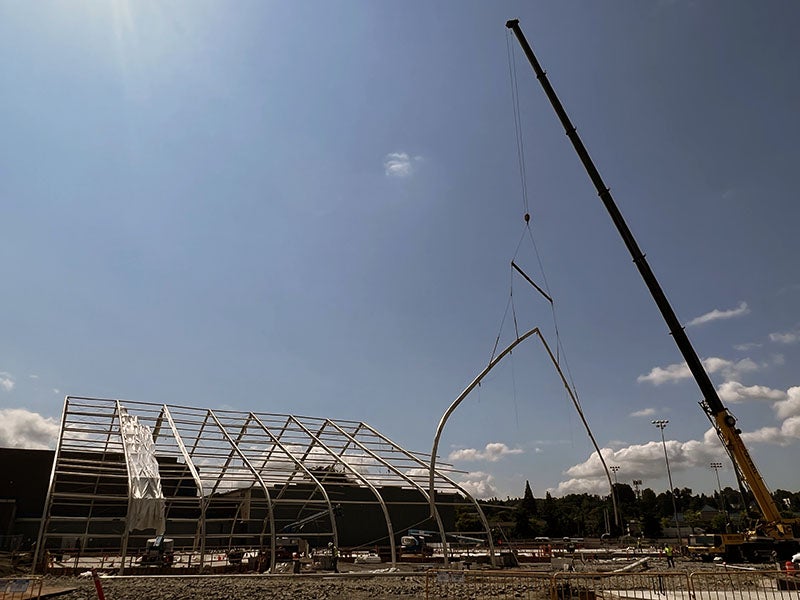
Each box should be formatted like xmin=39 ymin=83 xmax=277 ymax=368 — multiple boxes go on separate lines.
xmin=506 ymin=20 xmax=800 ymax=562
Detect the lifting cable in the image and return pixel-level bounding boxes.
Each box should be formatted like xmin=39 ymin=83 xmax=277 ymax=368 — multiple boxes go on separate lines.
xmin=504 ymin=28 xmax=586 ymax=413
xmin=489 ymin=284 xmax=515 ymax=364
xmin=488 ymin=269 xmax=521 ymax=432
xmin=506 ymin=33 xmax=530 ymax=222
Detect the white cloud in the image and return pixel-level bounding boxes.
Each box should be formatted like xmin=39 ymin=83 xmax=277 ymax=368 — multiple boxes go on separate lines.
xmin=686 ymin=302 xmax=749 ymax=327
xmin=717 ymin=381 xmax=787 ymax=404
xmin=734 ymin=385 xmax=800 ymax=445
xmin=0 ymin=372 xmax=14 ymax=392
xmin=383 ymin=152 xmax=421 ymax=177
xmin=783 ymin=417 xmax=800 ymax=438
xmin=638 ymin=356 xmax=759 ymax=385
xmin=705 ymin=357 xmax=759 ymax=379
xmin=774 ymin=386 xmax=800 ymax=420
xmin=769 ymin=329 xmax=800 ymax=344
xmin=405 ymin=467 xmax=429 ymax=479
xmin=629 ymin=408 xmax=656 ymax=418
xmin=637 ymin=362 xmax=691 ymax=385
xmin=552 ymin=477 xmax=605 ymax=495
xmin=458 ymin=471 xmax=498 ymax=499
xmin=556 ymin=384 xmax=800 ymax=495
xmin=734 ymin=342 xmax=762 ymax=351
xmin=607 ymin=440 xmax=630 ymax=448
xmin=554 ymin=428 xmax=725 ymax=496
xmin=742 ymin=417 xmax=800 ymax=446
xmin=0 ymin=409 xmax=60 ymax=449
xmin=449 ymin=442 xmax=524 ymax=463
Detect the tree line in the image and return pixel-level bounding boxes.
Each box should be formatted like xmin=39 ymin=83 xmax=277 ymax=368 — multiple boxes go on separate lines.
xmin=455 ymin=481 xmax=800 ymax=540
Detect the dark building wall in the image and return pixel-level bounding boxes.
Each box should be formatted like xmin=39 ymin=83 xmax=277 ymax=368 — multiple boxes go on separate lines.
xmin=0 ymin=448 xmax=53 ymax=522
xmin=0 ymin=448 xmax=54 ymax=544
xmin=3 ymin=448 xmax=473 ymax=552
xmin=210 ymin=482 xmax=462 ymax=549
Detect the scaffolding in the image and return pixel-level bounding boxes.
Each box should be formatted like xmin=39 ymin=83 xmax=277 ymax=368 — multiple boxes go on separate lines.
xmin=34 ymin=396 xmax=492 ymax=573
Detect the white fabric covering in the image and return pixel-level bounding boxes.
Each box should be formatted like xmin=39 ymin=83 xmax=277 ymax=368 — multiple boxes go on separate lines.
xmin=119 ymin=406 xmax=165 ymax=532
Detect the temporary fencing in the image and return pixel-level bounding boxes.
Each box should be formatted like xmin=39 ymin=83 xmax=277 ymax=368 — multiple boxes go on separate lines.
xmin=690 ymin=570 xmax=800 ymax=600
xmin=425 ymin=568 xmax=800 ymax=600
xmin=0 ymin=576 xmax=43 ymax=600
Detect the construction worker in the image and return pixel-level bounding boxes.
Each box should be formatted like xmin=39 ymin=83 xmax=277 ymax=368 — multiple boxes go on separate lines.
xmin=664 ymin=544 xmax=675 ymax=568
xmin=328 ymin=542 xmax=339 ymax=573
xmin=292 ymin=552 xmax=301 ymax=574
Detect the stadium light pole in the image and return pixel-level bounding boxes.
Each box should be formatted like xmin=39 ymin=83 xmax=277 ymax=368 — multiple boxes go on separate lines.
xmin=610 ymin=465 xmax=620 ymax=485
xmin=653 ymin=419 xmax=682 ymax=545
xmin=632 ymin=479 xmax=642 ymax=500
xmin=709 ymin=462 xmax=728 ymax=531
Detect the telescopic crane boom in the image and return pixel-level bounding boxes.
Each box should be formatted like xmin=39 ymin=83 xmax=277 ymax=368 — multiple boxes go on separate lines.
xmin=506 ymin=19 xmax=798 ymax=549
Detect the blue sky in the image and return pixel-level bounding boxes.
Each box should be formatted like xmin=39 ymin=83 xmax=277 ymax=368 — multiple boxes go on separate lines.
xmin=1 ymin=1 xmax=799 ymax=501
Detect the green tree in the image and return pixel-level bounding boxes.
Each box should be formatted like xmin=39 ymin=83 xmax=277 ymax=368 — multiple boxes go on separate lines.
xmin=639 ymin=490 xmax=662 ymax=539
xmin=454 ymin=507 xmax=482 ymax=532
xmin=522 ymin=481 xmax=537 ymax=515
xmin=708 ymin=512 xmax=728 ymax=533
xmin=640 ymin=488 xmax=658 ymax=509
xmin=641 ymin=511 xmax=662 ymax=538
xmin=513 ymin=481 xmax=539 ymax=538
xmin=682 ymin=509 xmax=703 ymax=533
xmin=615 ymin=483 xmax=637 ymax=505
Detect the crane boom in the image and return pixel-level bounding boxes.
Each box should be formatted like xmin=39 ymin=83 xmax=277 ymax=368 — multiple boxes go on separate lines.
xmin=505 ymin=19 xmax=795 ymax=541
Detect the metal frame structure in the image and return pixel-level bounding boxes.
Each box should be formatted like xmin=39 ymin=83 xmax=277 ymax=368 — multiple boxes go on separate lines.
xmin=34 ymin=396 xmax=491 ymax=573
xmin=430 ymin=327 xmax=620 ymax=557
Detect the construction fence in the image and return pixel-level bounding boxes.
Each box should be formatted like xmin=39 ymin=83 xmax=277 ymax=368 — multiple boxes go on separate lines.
xmin=0 ymin=577 xmax=42 ymax=600
xmin=425 ymin=569 xmax=800 ymax=600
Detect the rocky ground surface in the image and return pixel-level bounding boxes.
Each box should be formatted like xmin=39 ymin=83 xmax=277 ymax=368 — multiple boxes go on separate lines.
xmin=48 ymin=573 xmax=428 ymax=600
xmin=4 ymin=557 xmax=790 ymax=600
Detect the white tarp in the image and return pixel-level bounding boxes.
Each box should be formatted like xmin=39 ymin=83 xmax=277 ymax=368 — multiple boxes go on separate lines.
xmin=118 ymin=406 xmax=165 ymax=532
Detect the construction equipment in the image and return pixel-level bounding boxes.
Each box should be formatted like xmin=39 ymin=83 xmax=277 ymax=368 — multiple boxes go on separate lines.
xmin=400 ymin=529 xmax=437 ymax=556
xmin=400 ymin=528 xmax=485 ymax=557
xmin=139 ymin=535 xmax=174 ymax=566
xmin=506 ymin=19 xmax=800 ymax=562
xmin=684 ymin=533 xmax=779 ymax=563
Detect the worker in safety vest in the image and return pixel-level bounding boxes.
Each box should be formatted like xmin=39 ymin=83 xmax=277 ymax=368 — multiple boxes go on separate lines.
xmin=664 ymin=544 xmax=675 ymax=568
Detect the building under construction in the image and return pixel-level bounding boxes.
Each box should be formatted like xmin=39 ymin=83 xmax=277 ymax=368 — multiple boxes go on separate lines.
xmin=32 ymin=396 xmax=494 ymax=573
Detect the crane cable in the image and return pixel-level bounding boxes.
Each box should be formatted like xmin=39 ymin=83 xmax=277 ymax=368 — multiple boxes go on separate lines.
xmin=505 ymin=29 xmax=585 ymax=413
xmin=506 ymin=32 xmax=530 ymax=222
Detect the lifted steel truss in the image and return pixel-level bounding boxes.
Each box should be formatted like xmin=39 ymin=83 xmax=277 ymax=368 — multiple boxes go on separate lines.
xmin=35 ymin=396 xmax=492 ymax=573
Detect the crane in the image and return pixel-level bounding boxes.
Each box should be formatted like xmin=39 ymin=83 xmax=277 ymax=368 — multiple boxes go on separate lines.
xmin=506 ymin=19 xmax=799 ymax=562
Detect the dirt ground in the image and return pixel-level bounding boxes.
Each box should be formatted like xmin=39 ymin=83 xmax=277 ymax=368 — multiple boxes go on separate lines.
xmin=18 ymin=555 xmax=779 ymax=600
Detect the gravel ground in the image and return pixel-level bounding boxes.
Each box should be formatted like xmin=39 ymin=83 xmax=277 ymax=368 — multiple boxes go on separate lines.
xmin=35 ymin=557 xmax=772 ymax=600
xmin=46 ymin=573 xmax=427 ymax=600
